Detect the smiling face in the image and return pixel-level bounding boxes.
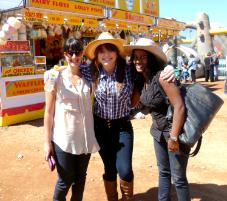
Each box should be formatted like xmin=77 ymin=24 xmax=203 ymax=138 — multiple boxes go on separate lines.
xmin=96 ymin=44 xmax=118 ymax=71
xmin=133 ymin=49 xmax=149 ymax=73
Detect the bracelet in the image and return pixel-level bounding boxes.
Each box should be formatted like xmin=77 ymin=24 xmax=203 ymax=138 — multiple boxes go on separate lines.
xmin=169 ymin=135 xmax=178 ymax=142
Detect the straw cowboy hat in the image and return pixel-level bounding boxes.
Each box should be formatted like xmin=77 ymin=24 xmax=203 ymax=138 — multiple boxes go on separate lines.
xmin=124 ymin=38 xmax=167 ymax=65
xmin=84 ymin=32 xmax=127 ymax=60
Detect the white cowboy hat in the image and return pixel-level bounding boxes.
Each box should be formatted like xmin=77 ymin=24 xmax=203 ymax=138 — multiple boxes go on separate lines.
xmin=124 ymin=38 xmax=167 ymax=65
xmin=84 ymin=32 xmax=127 ymax=60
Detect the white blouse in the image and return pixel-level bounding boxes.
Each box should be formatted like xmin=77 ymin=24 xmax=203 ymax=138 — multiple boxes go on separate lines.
xmin=44 ymin=68 xmax=100 ymax=155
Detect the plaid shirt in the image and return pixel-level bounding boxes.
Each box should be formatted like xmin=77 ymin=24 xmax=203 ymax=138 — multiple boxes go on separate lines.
xmin=80 ymin=64 xmax=133 ymax=120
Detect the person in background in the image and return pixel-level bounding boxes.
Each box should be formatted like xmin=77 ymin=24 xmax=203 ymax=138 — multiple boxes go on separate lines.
xmin=43 ymin=37 xmax=100 ymax=201
xmin=83 ymin=32 xmax=175 ymax=201
xmin=204 ymin=52 xmax=214 ymax=82
xmin=124 ymin=38 xmax=191 ymax=201
xmin=188 ymin=54 xmax=199 ymax=83
xmin=224 ymin=55 xmax=227 ymax=95
xmin=176 ymin=56 xmax=184 ymax=81
xmin=213 ymin=52 xmax=220 ymax=81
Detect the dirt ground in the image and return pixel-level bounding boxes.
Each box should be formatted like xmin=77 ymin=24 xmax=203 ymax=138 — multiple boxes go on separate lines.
xmin=0 ymin=78 xmax=227 ymax=201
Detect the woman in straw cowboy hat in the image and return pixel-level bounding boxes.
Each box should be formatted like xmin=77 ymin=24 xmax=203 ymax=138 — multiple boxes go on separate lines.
xmin=84 ymin=32 xmax=134 ymax=201
xmin=124 ymin=38 xmax=191 ymax=201
xmin=83 ymin=32 xmax=175 ymax=201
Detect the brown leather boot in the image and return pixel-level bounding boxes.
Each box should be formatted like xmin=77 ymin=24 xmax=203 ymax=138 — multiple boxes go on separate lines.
xmin=103 ymin=179 xmax=118 ymax=201
xmin=120 ymin=179 xmax=133 ymax=201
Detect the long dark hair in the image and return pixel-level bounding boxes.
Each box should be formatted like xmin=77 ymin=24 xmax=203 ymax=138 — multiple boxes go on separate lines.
xmin=89 ymin=43 xmax=126 ymax=93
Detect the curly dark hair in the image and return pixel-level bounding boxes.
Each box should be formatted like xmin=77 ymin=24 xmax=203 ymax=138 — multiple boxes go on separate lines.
xmin=130 ymin=49 xmax=165 ymax=93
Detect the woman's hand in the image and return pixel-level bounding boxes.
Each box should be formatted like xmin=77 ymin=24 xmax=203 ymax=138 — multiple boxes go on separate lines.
xmin=168 ymin=139 xmax=179 ymax=153
xmin=160 ymin=65 xmax=176 ymax=83
xmin=44 ymin=141 xmax=54 ymax=161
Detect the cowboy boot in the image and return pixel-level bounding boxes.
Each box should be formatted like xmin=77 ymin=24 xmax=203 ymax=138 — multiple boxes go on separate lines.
xmin=103 ymin=179 xmax=118 ymax=201
xmin=120 ymin=179 xmax=133 ymax=201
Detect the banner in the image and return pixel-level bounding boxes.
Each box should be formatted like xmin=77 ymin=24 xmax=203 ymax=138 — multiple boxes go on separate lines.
xmin=2 ymin=67 xmax=35 ymax=77
xmin=0 ymin=41 xmax=30 ymax=53
xmin=48 ymin=13 xmax=64 ymax=24
xmin=66 ymin=16 xmax=83 ymax=26
xmin=111 ymin=9 xmax=153 ymax=25
xmin=158 ymin=18 xmax=185 ymax=30
xmin=129 ymin=24 xmax=138 ymax=32
xmin=82 ymin=0 xmax=115 ymax=8
xmin=139 ymin=25 xmax=148 ymax=32
xmin=23 ymin=9 xmax=44 ymax=22
xmin=117 ymin=22 xmax=129 ymax=30
xmin=104 ymin=20 xmax=117 ymax=29
xmin=142 ymin=0 xmax=159 ymax=16
xmin=5 ymin=78 xmax=44 ymax=97
xmin=34 ymin=56 xmax=46 ymax=65
xmin=118 ymin=0 xmax=140 ymax=13
xmin=28 ymin=0 xmax=104 ymax=17
xmin=84 ymin=18 xmax=98 ymax=28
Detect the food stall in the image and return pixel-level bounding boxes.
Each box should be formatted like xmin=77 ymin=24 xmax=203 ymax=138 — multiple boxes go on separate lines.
xmin=0 ymin=40 xmax=45 ymax=126
xmin=0 ymin=0 xmax=186 ymax=126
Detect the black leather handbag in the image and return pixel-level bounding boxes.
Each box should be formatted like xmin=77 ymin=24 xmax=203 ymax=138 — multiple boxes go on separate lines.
xmin=165 ymin=83 xmax=224 ymax=156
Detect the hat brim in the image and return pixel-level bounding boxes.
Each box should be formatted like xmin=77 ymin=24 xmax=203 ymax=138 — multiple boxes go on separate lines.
xmin=124 ymin=45 xmax=167 ymax=65
xmin=85 ymin=39 xmax=127 ymax=60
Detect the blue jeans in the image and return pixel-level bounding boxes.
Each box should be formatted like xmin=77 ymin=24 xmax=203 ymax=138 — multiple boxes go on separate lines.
xmin=225 ymin=74 xmax=227 ymax=94
xmin=53 ymin=143 xmax=91 ymax=201
xmin=153 ymin=136 xmax=190 ymax=201
xmin=94 ymin=115 xmax=134 ymax=182
xmin=214 ymin=65 xmax=219 ymax=80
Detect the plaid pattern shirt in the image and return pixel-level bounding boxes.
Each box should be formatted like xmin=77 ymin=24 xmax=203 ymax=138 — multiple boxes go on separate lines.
xmin=80 ymin=64 xmax=133 ymax=120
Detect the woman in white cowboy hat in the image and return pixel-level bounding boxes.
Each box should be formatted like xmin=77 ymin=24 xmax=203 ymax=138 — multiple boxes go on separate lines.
xmin=83 ymin=32 xmax=176 ymax=201
xmin=124 ymin=38 xmax=191 ymax=201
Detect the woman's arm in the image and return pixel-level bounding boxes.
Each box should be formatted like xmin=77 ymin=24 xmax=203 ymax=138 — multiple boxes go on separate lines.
xmin=159 ymin=77 xmax=185 ymax=152
xmin=44 ymin=91 xmax=56 ymax=161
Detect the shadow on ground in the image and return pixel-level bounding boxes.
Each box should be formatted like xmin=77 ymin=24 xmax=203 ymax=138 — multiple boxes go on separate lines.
xmin=11 ymin=118 xmax=44 ymax=127
xmin=131 ymin=183 xmax=227 ymax=201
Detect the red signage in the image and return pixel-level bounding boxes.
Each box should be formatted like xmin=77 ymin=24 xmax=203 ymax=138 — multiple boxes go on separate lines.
xmin=0 ymin=41 xmax=30 ymax=53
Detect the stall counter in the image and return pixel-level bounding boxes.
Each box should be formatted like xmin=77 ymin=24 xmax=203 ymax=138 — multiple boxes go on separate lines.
xmin=0 ymin=74 xmax=45 ymax=126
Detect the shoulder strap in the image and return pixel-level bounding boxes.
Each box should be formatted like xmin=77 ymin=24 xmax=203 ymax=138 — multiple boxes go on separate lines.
xmin=189 ymin=136 xmax=202 ymax=157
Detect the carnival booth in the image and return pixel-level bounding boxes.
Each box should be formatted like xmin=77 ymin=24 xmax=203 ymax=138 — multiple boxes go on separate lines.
xmin=0 ymin=39 xmax=45 ymax=126
xmin=0 ymin=0 xmax=185 ymax=126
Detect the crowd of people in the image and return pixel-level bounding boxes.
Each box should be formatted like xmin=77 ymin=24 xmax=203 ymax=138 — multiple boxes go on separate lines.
xmin=176 ymin=51 xmax=220 ymax=84
xmin=43 ymin=31 xmax=223 ymax=201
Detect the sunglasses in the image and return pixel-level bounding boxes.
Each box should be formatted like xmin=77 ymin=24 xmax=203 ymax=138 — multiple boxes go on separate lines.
xmin=66 ymin=51 xmax=82 ymax=57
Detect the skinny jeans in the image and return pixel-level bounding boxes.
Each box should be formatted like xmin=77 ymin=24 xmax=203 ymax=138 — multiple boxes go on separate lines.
xmin=153 ymin=136 xmax=191 ymax=201
xmin=53 ymin=143 xmax=91 ymax=201
xmin=94 ymin=115 xmax=134 ymax=182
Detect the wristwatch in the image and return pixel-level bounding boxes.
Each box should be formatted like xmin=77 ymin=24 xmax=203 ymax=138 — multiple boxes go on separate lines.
xmin=169 ymin=135 xmax=178 ymax=142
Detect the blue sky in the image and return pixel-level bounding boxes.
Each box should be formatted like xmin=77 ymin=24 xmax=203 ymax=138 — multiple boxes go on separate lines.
xmin=159 ymin=0 xmax=227 ymax=28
